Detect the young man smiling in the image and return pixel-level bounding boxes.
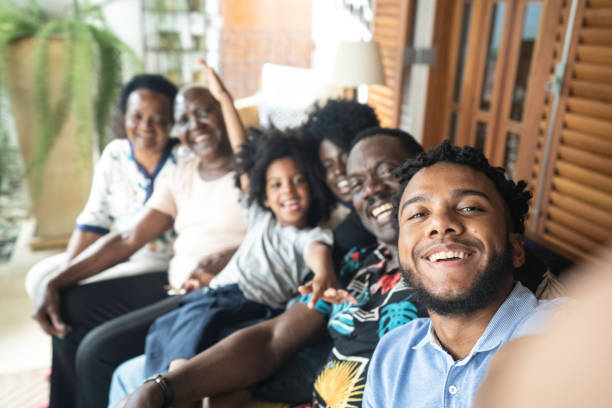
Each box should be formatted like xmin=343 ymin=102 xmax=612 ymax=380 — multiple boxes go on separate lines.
xmin=362 ymin=141 xmax=564 ymax=408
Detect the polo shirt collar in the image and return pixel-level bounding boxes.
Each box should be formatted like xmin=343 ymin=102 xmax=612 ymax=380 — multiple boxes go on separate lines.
xmin=411 ymin=282 xmax=536 ymax=357
xmin=470 ymin=281 xmax=536 ymax=353
xmin=413 ymin=320 xmax=436 ymax=350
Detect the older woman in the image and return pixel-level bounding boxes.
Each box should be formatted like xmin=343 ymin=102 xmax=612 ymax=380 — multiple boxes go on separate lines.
xmin=32 ymin=80 xmax=247 ymax=408
xmin=25 ymin=74 xmax=180 ymax=299
xmin=25 ymin=74 xmax=180 ymax=408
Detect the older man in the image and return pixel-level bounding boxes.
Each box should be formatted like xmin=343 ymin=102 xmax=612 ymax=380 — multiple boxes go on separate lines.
xmin=114 ymin=128 xmax=425 ymax=407
xmin=362 ymin=141 xmax=564 ymax=407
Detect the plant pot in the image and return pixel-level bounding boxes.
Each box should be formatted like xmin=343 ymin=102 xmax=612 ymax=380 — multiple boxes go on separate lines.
xmin=5 ymin=37 xmax=93 ymax=241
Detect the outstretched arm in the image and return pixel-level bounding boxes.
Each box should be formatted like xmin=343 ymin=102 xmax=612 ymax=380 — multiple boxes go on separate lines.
xmin=299 ymin=242 xmax=358 ymax=308
xmin=33 ymin=208 xmax=174 ymax=337
xmin=119 ymin=303 xmax=327 ymax=407
xmin=198 ymin=59 xmax=249 ymax=192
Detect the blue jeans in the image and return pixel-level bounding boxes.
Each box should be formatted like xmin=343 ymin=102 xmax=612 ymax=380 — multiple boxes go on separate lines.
xmin=145 ymin=284 xmax=279 ymax=377
xmin=108 ymin=355 xmax=146 ymax=407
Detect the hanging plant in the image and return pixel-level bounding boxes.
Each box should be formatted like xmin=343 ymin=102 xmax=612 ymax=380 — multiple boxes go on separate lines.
xmin=0 ymin=0 xmax=142 ymax=192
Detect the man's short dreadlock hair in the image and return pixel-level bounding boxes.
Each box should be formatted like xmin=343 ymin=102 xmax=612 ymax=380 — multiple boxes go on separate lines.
xmin=234 ymin=127 xmax=334 ymax=227
xmin=351 ymin=127 xmax=423 ymax=157
xmin=392 ymin=141 xmax=532 ymax=234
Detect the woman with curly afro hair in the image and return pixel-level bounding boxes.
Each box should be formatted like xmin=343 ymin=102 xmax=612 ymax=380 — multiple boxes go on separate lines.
xmin=300 ymin=99 xmax=381 ymax=266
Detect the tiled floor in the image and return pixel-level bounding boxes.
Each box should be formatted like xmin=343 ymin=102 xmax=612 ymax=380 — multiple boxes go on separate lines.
xmin=0 ymin=219 xmax=61 ymax=406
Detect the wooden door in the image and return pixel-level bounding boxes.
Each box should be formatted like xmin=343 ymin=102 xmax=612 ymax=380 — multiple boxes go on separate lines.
xmin=426 ymin=0 xmax=549 ymax=180
xmin=521 ymin=0 xmax=612 ymax=261
xmin=368 ymin=0 xmax=413 ymax=127
xmin=427 ymin=0 xmax=611 ymax=261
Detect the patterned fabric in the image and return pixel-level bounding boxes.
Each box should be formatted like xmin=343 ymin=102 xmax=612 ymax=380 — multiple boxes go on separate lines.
xmin=75 ymin=138 xmax=180 ymax=264
xmin=299 ymin=244 xmax=425 ymax=408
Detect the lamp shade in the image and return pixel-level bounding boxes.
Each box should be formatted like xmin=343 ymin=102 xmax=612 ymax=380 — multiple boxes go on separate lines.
xmin=330 ymin=41 xmax=385 ymax=87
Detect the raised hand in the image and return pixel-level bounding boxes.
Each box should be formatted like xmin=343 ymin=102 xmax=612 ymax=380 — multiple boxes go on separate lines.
xmin=197 ymin=58 xmax=228 ymax=102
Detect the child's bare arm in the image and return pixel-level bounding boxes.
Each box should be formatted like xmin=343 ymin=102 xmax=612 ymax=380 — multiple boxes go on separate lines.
xmin=198 ymin=59 xmax=249 ymax=192
xmin=299 ymin=241 xmax=357 ymax=308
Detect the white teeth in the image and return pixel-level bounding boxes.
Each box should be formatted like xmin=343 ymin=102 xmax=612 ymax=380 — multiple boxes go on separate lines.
xmin=337 ymin=179 xmax=349 ymax=188
xmin=371 ymin=202 xmax=393 ymax=218
xmin=282 ymin=200 xmax=299 ymax=208
xmin=428 ymin=251 xmax=469 ymax=262
xmin=194 ymin=135 xmax=208 ymax=143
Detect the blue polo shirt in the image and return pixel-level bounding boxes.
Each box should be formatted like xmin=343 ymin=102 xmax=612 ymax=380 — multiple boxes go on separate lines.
xmin=362 ymin=282 xmax=564 ymax=408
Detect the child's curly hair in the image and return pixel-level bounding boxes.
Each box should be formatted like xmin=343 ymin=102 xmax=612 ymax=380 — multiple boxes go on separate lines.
xmin=392 ymin=141 xmax=532 ymax=234
xmin=234 ymin=127 xmax=334 ymax=227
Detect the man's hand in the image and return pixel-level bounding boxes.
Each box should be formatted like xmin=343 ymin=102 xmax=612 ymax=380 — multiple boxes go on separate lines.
xmin=32 ymin=279 xmax=70 ymax=337
xmin=180 ymin=249 xmax=236 ymax=293
xmin=321 ymin=288 xmax=359 ymax=305
xmin=115 ymin=382 xmax=165 ymax=408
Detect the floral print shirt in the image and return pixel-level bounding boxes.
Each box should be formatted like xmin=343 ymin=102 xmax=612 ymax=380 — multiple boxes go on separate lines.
xmin=75 ymin=138 xmax=181 ymax=263
xmin=299 ymin=244 xmax=426 ymax=408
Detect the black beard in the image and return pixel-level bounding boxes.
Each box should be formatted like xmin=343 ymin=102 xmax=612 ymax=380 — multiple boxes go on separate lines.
xmin=401 ymin=244 xmax=514 ymax=316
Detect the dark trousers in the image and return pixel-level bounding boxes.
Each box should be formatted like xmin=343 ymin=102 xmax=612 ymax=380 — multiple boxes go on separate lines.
xmin=49 ymin=272 xmax=169 ymax=408
xmin=75 ymin=294 xmax=182 ymax=408
xmin=77 ymin=286 xmax=276 ymax=407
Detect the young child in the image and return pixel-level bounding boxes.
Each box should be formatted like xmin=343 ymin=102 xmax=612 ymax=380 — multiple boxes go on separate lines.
xmin=142 ymin=64 xmax=344 ymax=378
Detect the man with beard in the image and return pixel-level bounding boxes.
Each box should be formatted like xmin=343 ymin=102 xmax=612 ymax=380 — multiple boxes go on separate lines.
xmin=114 ymin=128 xmax=426 ymax=408
xmin=362 ymin=141 xmax=564 ymax=408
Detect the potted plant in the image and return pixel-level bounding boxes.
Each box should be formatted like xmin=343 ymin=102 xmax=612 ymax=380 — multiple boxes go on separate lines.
xmin=0 ymin=0 xmax=142 ymax=239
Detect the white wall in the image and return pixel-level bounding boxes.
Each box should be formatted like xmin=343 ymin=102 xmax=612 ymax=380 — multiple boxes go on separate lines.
xmin=311 ymin=0 xmax=373 ymax=79
xmin=99 ymin=0 xmax=144 ymax=59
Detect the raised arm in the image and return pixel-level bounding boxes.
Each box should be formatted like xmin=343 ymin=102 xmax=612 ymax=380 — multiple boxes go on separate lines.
xmin=33 ymin=208 xmax=174 ymax=337
xmin=120 ymin=303 xmax=327 ymax=407
xmin=199 ymin=59 xmax=250 ymax=192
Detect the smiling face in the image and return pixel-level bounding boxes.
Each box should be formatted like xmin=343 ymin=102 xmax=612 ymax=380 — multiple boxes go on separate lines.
xmin=346 ymin=135 xmax=414 ymax=245
xmin=397 ymin=162 xmax=524 ymax=315
xmin=264 ymin=157 xmax=311 ymax=228
xmin=175 ymin=87 xmax=230 ymax=159
xmin=124 ymin=89 xmax=172 ymax=154
xmin=319 ymin=139 xmax=351 ymax=202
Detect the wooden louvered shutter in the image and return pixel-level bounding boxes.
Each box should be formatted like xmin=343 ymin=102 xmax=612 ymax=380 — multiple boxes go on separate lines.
xmin=368 ymin=0 xmax=412 ymax=127
xmin=519 ymin=0 xmax=612 ymax=261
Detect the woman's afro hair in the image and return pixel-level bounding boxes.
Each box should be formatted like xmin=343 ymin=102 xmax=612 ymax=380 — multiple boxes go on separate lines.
xmin=301 ymin=98 xmax=380 ymax=152
xmin=392 ymin=140 xmax=532 ymax=234
xmin=299 ymin=99 xmax=380 ymax=204
xmin=234 ymin=126 xmax=335 ymax=227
